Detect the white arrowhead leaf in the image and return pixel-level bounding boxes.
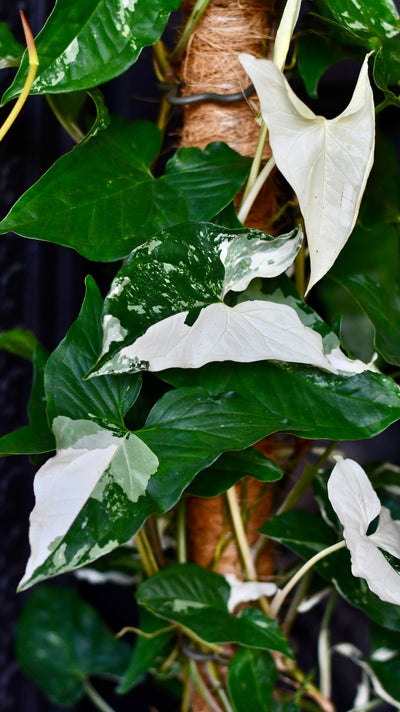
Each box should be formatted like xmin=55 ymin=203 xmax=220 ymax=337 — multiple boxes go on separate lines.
xmin=19 ymin=417 xmax=158 ymax=589
xmin=224 ymin=573 xmax=277 ymax=612
xmin=239 ymin=53 xmax=375 ymax=293
xmin=95 ymin=299 xmax=336 ymax=375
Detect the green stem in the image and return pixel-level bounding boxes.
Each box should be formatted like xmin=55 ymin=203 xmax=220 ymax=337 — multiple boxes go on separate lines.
xmin=237 ymin=157 xmax=276 ymax=224
xmin=181 ymin=660 xmax=192 ymax=712
xmin=84 ymin=680 xmax=117 ymax=712
xmin=281 ymin=569 xmax=312 ymax=636
xmin=294 ymin=238 xmax=306 ymax=299
xmin=46 ymin=94 xmax=85 ymax=143
xmin=177 ymin=497 xmax=188 ymax=564
xmin=241 ymin=122 xmax=268 ymax=202
xmin=135 ymin=528 xmax=159 ymax=577
xmin=205 ymin=661 xmax=236 ymax=712
xmin=277 ymin=441 xmax=339 ymax=516
xmin=171 ymin=0 xmax=212 ymax=62
xmin=318 ymin=590 xmax=337 ymax=699
xmin=269 ymin=541 xmax=346 ymax=619
xmin=226 ymin=486 xmax=256 ymax=580
xmin=153 ymin=39 xmax=169 ymax=78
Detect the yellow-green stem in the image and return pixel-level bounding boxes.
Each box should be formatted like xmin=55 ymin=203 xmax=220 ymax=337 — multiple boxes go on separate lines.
xmin=269 ymin=541 xmax=346 ymax=619
xmin=277 ymin=441 xmax=339 ymax=516
xmin=205 ymin=660 xmax=235 ymax=712
xmin=135 ymin=528 xmax=159 ymax=577
xmin=241 ymin=121 xmax=268 ymax=202
xmin=237 ymin=157 xmax=276 ymax=224
xmin=171 ymin=0 xmax=212 ymax=62
xmin=84 ymin=681 xmax=116 ymax=712
xmin=0 ymin=12 xmax=38 ymax=144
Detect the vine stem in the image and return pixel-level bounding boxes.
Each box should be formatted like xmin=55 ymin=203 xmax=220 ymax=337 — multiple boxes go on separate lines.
xmin=237 ymin=156 xmax=276 ymax=224
xmin=225 ymin=486 xmax=270 ymax=616
xmin=84 ymin=680 xmax=117 ymax=712
xmin=318 ymin=590 xmax=337 ymax=699
xmin=0 ymin=12 xmax=38 ymax=143
xmin=205 ymin=660 xmax=235 ymax=712
xmin=135 ymin=528 xmax=159 ymax=577
xmin=188 ymin=660 xmax=225 ymax=712
xmin=171 ymin=0 xmax=212 ymax=62
xmin=277 ymin=441 xmax=339 ymax=516
xmin=177 ymin=497 xmax=188 ymax=563
xmin=269 ymin=541 xmax=346 ymax=619
xmin=240 ymin=121 xmax=269 ymax=203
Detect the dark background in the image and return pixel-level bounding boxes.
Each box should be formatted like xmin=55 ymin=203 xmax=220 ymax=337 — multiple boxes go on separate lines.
xmin=0 ymin=1 xmax=399 ymax=710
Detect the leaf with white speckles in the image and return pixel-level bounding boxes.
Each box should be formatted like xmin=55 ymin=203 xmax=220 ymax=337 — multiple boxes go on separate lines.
xmin=19 ymin=416 xmax=158 ymax=590
xmin=240 ymin=53 xmax=375 ymax=293
xmin=2 ymin=0 xmax=183 ymax=102
xmin=89 ymin=222 xmax=303 ymax=376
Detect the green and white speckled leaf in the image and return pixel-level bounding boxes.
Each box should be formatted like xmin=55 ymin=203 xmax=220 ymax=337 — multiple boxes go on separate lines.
xmin=89 ymin=222 xmax=308 ymax=376
xmin=19 ymin=416 xmax=159 ymax=590
xmin=2 ymin=0 xmax=183 ymax=103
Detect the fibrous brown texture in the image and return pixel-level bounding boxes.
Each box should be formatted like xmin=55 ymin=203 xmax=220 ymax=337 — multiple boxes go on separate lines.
xmin=179 ymin=0 xmax=275 ymax=158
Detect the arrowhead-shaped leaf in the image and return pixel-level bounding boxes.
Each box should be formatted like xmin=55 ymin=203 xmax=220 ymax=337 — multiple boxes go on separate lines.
xmin=19 ymin=416 xmax=159 ymax=590
xmin=0 ymin=119 xmax=250 ymax=262
xmin=314 ymin=0 xmax=400 ymax=41
xmin=137 ymin=563 xmax=291 ymax=655
xmin=2 ymin=0 xmax=182 ymax=103
xmin=228 ymin=648 xmax=278 ymax=712
xmin=239 ymin=53 xmax=375 ymax=292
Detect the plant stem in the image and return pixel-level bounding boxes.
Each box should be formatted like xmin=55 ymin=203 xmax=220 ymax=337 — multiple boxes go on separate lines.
xmin=241 ymin=122 xmax=268 ymax=202
xmin=318 ymin=590 xmax=337 ymax=699
xmin=135 ymin=527 xmax=159 ymax=577
xmin=277 ymin=441 xmax=339 ymax=516
xmin=177 ymin=497 xmax=188 ymax=564
xmin=281 ymin=569 xmax=312 ymax=636
xmin=84 ymin=680 xmax=117 ymax=712
xmin=182 ymin=660 xmax=192 ymax=712
xmin=205 ymin=661 xmax=235 ymax=712
xmin=226 ymin=486 xmax=256 ymax=580
xmin=269 ymin=541 xmax=346 ymax=619
xmin=45 ymin=95 xmax=84 ymax=143
xmin=294 ymin=238 xmax=306 ymax=299
xmin=153 ymin=39 xmax=169 ymax=79
xmin=171 ymin=0 xmax=212 ymax=62
xmin=0 ymin=12 xmax=38 ymax=144
xmin=237 ymin=157 xmax=276 ymax=224
xmin=188 ymin=660 xmax=224 ymax=712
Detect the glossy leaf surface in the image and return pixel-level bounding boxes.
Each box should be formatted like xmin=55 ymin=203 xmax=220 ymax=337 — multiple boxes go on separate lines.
xmin=2 ymin=0 xmax=183 ymax=102
xmin=16 ymin=586 xmax=131 ymax=705
xmin=0 ymin=23 xmax=23 ymax=68
xmin=137 ymin=563 xmax=291 ymax=655
xmin=228 ymin=648 xmax=277 ymax=712
xmin=315 ymin=0 xmax=400 ymax=40
xmin=187 ymin=448 xmax=282 ymax=498
xmin=45 ymin=276 xmax=141 ymax=429
xmin=240 ymin=53 xmax=375 ymax=292
xmin=0 ymin=120 xmax=250 ymax=261
xmin=340 ymin=275 xmax=400 ymax=366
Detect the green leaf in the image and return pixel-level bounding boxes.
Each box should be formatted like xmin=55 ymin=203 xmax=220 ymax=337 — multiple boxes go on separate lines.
xmin=228 ymin=648 xmax=277 ymax=712
xmin=0 ymin=343 xmax=55 ymax=457
xmin=297 ymin=33 xmax=350 ymax=98
xmin=259 ymin=511 xmax=337 ymax=554
xmin=45 ymin=275 xmax=141 ymax=429
xmin=164 ymin=359 xmax=400 ymax=440
xmin=0 ymin=23 xmax=24 ymax=68
xmin=2 ymin=0 xmax=183 ymax=103
xmin=16 ymin=586 xmax=131 ymax=706
xmin=0 ymin=329 xmax=38 ymax=359
xmin=187 ymin=447 xmax=282 ymax=498
xmin=314 ymin=0 xmax=400 ymax=41
xmin=374 ymin=37 xmax=400 ymax=90
xmin=117 ymin=608 xmax=175 ymax=694
xmin=368 ymin=622 xmax=400 ymax=699
xmin=0 ymin=120 xmax=251 ymax=262
xmin=163 ymin=143 xmax=251 ymax=221
xmin=339 ymin=275 xmax=400 ymax=366
xmin=137 ymin=563 xmax=291 ymax=655
xmin=46 ymin=87 xmax=110 ymax=144
xmin=262 ymin=511 xmax=400 ymax=631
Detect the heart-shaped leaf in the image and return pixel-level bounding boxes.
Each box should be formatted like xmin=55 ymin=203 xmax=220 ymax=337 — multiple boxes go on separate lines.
xmin=0 ymin=119 xmax=250 ymax=262
xmin=239 ymin=53 xmax=375 ymax=292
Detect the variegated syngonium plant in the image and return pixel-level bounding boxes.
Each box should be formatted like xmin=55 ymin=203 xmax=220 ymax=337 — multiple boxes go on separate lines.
xmin=89 ymin=222 xmax=374 ymax=378
xmin=239 ymin=52 xmax=376 ymax=293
